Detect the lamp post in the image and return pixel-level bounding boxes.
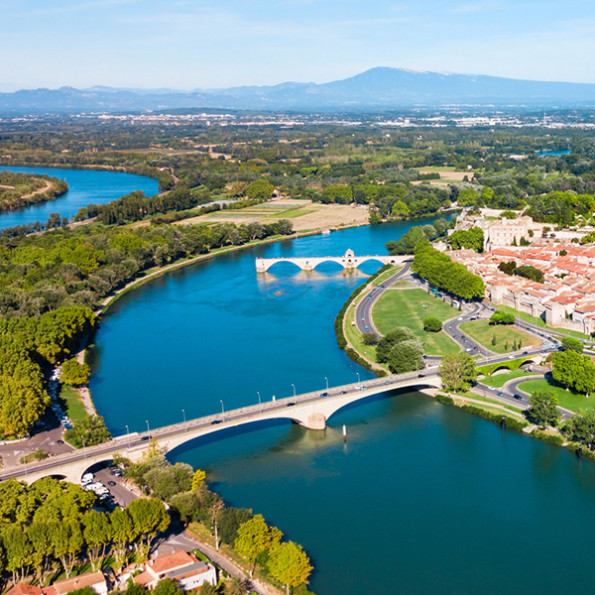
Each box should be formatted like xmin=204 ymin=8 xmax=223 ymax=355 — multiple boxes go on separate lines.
xmin=356 ymin=372 xmax=361 ymax=387
xmin=182 ymin=409 xmax=186 ymax=423
xmin=145 ymin=420 xmax=150 ymax=434
xmin=125 ymin=424 xmax=131 ymax=449
xmin=82 ymin=436 xmax=86 ymax=459
xmin=220 ymin=400 xmax=224 ymax=418
xmin=291 ymin=383 xmax=296 ymax=398
xmin=257 ymin=391 xmax=261 ymax=412
xmin=324 ymin=377 xmax=329 ymax=392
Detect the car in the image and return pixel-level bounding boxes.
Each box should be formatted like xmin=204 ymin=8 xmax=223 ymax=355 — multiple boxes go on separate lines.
xmin=340 ymin=390 xmax=347 ymax=394
xmin=56 ymin=439 xmax=64 ymax=445
xmin=107 ymin=480 xmax=116 ymax=486
xmin=287 ymin=401 xmax=296 ymax=407
xmin=522 ymin=351 xmax=528 ymax=354
xmin=320 ymin=392 xmax=328 ymax=397
xmin=365 ymin=326 xmax=369 ymax=331
xmin=513 ymin=394 xmax=523 ymax=401
xmin=497 ymin=391 xmax=503 ymax=396
xmin=211 ymin=419 xmax=222 ymax=425
xmin=418 ymin=373 xmax=425 ymax=377
xmin=141 ymin=435 xmax=151 ymax=441
xmin=508 ymin=355 xmax=515 ymax=359
xmin=82 ymin=473 xmax=94 ymax=482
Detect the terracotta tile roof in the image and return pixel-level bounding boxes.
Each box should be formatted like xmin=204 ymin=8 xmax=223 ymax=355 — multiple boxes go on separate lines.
xmin=50 ymin=572 xmax=106 ymax=595
xmin=5 ymin=585 xmax=44 ymax=595
xmin=148 ymin=550 xmax=197 ymax=575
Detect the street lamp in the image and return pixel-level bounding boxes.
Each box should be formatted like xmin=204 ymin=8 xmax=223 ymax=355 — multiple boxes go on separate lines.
xmin=182 ymin=409 xmax=186 ymax=423
xmin=145 ymin=419 xmax=150 ymax=434
xmin=220 ymin=399 xmax=224 ymax=417
xmin=356 ymin=372 xmax=361 ymax=387
xmin=125 ymin=424 xmax=131 ymax=449
xmin=257 ymin=391 xmax=261 ymax=412
xmin=324 ymin=377 xmax=329 ymax=392
xmin=82 ymin=436 xmax=86 ymax=459
xmin=291 ymin=383 xmax=296 ymax=398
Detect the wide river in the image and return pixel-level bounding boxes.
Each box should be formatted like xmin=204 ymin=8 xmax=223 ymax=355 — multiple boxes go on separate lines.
xmin=3 ymin=168 xmax=595 ymax=594
xmin=0 ymin=166 xmax=158 ymax=229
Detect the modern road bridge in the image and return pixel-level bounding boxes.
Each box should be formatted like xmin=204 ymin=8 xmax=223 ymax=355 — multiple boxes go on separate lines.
xmin=1 ymin=371 xmax=444 ymax=484
xmin=256 ymin=249 xmax=408 ymax=273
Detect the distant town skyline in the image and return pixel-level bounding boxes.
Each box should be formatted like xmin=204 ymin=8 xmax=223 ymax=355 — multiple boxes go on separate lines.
xmin=3 ymin=0 xmax=595 ymax=92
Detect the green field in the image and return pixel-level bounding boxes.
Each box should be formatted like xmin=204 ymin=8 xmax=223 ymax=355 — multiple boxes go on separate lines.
xmin=59 ymin=385 xmax=88 ymax=424
xmin=480 ymin=369 xmax=536 ymax=388
xmin=345 ymin=304 xmax=381 ymax=364
xmin=518 ymin=379 xmax=595 ymax=414
xmin=373 ymin=288 xmax=460 ymax=356
xmin=459 ymin=320 xmax=540 ymax=354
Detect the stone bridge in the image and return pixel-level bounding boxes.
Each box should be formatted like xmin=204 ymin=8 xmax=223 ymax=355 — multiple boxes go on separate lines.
xmin=256 ymin=249 xmax=407 ymax=273
xmin=0 ymin=371 xmax=442 ymax=485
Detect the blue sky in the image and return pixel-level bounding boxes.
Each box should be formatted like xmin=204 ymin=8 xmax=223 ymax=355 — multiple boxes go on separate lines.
xmin=2 ymin=0 xmax=595 ymax=91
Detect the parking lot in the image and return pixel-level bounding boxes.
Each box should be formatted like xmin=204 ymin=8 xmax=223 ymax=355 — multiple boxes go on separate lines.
xmin=81 ymin=464 xmax=138 ymax=510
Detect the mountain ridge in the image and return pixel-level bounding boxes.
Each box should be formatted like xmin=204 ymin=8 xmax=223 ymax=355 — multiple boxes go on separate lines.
xmin=2 ymin=67 xmax=595 ymax=113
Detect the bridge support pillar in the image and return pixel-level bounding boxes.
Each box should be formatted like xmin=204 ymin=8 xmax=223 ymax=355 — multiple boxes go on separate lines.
xmin=300 ymin=412 xmax=326 ymax=430
xmin=256 ymin=259 xmax=267 ymax=273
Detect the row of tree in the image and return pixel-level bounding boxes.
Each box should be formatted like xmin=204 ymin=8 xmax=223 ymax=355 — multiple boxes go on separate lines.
xmin=0 ymin=173 xmax=68 ymax=214
xmin=412 ymin=241 xmax=485 ymax=300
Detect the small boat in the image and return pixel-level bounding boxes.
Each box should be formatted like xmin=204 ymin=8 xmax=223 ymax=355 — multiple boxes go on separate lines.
xmin=322 ymin=228 xmax=331 ymax=235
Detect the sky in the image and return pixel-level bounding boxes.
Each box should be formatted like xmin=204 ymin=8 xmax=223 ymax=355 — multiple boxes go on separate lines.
xmin=2 ymin=0 xmax=595 ymax=91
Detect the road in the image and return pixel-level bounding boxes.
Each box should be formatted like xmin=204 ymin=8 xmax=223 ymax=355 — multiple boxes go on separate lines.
xmin=355 ymin=262 xmax=411 ymax=335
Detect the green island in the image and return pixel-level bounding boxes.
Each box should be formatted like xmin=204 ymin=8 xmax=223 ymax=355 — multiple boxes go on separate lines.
xmin=0 ymin=171 xmax=68 ymax=214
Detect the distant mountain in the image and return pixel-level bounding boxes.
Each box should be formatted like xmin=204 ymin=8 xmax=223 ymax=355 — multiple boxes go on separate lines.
xmin=2 ymin=68 xmax=595 ymax=113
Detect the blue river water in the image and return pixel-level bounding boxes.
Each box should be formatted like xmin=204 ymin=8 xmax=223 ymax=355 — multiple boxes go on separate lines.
xmin=3 ymin=167 xmax=595 ymax=594
xmin=0 ymin=166 xmax=158 ymax=229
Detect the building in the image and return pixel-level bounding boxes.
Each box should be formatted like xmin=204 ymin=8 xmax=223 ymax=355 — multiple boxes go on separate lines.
xmin=7 ymin=572 xmax=108 ymax=595
xmin=133 ymin=550 xmax=217 ymax=591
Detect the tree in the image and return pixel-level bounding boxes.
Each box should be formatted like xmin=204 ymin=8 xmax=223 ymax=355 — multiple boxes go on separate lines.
xmin=560 ymin=336 xmax=584 ymax=353
xmin=61 ymin=358 xmax=91 ymax=385
xmin=362 ymin=331 xmax=379 ymax=345
xmin=110 ymin=507 xmax=137 ymax=572
xmin=223 ymin=576 xmax=248 ymax=595
xmin=218 ymin=508 xmax=253 ymax=546
xmin=234 ymin=514 xmax=282 ymax=578
xmin=376 ymin=327 xmax=416 ymax=363
xmin=153 ymin=578 xmax=184 ymax=595
xmin=448 ymin=227 xmax=484 ymax=253
xmin=191 ymin=469 xmax=206 ymax=492
xmin=528 ymin=392 xmax=561 ymax=428
xmin=386 ymin=340 xmax=424 ymax=374
xmin=210 ymin=499 xmax=225 ymax=551
xmin=64 ymin=415 xmax=111 ymax=448
xmin=50 ymin=519 xmax=83 ymax=578
xmin=490 ymin=310 xmax=515 ymax=325
xmin=439 ymin=352 xmax=477 ymax=392
xmin=423 ymin=317 xmax=442 ymax=332
xmin=246 ymin=180 xmax=274 ymax=201
xmin=82 ymin=510 xmax=112 ymax=570
xmin=127 ymin=498 xmax=170 ymax=559
xmin=269 ymin=541 xmax=313 ymax=595
xmin=2 ymin=524 xmax=33 ymax=583
xmin=552 ymin=350 xmax=595 ymax=396
xmin=491 ymin=333 xmax=497 ymax=346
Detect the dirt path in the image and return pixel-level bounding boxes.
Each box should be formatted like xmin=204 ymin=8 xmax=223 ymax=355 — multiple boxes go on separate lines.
xmin=21 ymin=179 xmax=53 ymax=199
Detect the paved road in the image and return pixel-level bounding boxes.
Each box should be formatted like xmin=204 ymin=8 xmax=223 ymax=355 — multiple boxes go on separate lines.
xmin=355 ymin=262 xmax=411 ymax=336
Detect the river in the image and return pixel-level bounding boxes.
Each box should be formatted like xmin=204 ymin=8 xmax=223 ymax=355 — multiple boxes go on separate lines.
xmin=0 ymin=165 xmax=158 ymax=229
xmin=6 ymin=167 xmax=595 ymax=594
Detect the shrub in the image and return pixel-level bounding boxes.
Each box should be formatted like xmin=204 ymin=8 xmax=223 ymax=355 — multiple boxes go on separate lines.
xmin=423 ymin=317 xmax=442 ymax=332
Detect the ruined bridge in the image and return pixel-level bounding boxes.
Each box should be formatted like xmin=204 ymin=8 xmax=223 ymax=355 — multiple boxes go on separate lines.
xmin=0 ymin=371 xmax=442 ymax=485
xmin=256 ymin=249 xmax=407 ymax=273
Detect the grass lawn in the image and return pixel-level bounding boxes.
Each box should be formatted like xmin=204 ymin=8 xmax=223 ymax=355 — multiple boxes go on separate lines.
xmin=275 ymin=207 xmax=316 ymax=218
xmin=480 ymin=369 xmax=536 ymax=388
xmin=373 ymin=288 xmax=460 ymax=356
xmin=496 ymin=304 xmax=589 ymax=340
xmin=518 ymin=378 xmax=595 ymax=414
xmin=459 ymin=320 xmax=540 ymax=354
xmin=59 ymin=384 xmax=88 ymax=424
